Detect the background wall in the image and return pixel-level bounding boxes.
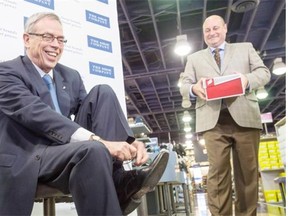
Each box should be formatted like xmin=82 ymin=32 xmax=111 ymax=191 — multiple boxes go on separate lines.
xmin=0 ymin=0 xmax=127 ymax=113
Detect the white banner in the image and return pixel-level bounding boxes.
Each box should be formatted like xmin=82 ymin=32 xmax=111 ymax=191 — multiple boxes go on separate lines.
xmin=0 ymin=0 xmax=126 ymax=114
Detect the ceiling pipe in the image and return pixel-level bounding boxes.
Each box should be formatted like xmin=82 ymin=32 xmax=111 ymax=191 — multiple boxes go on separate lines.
xmin=122 ymin=56 xmax=133 ymax=75
xmin=261 ymin=81 xmax=286 ymax=113
xmin=259 ymin=0 xmax=286 ymax=51
xmin=131 ymin=107 xmax=195 ymax=117
xmin=147 ymin=0 xmax=170 ymax=130
xmin=201 ymin=0 xmax=207 ymax=49
xmin=122 ymin=56 xmax=149 ymax=126
xmin=175 ymin=0 xmax=188 ymax=65
xmin=176 ymin=0 xmax=182 ymax=35
xmin=120 ymin=0 xmax=162 ymax=130
xmin=149 ymin=76 xmax=171 ymax=131
xmin=119 ymin=0 xmax=150 ymax=72
xmin=124 ymin=66 xmax=184 ymax=80
xmin=274 ymin=108 xmax=286 ymax=120
xmin=242 ymin=6 xmax=259 ymax=42
xmin=224 ymin=0 xmax=233 ymax=24
xmin=148 ymin=0 xmax=167 ymax=69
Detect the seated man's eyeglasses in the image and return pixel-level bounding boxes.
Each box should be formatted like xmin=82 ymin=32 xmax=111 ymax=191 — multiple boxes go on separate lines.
xmin=28 ymin=33 xmax=67 ymax=45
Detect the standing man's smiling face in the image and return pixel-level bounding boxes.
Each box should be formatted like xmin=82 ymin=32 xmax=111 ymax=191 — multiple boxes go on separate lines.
xmin=203 ymin=15 xmax=227 ymax=48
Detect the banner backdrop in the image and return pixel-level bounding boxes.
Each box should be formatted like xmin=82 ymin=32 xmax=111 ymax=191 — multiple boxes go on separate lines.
xmin=0 ymin=0 xmax=127 ymax=114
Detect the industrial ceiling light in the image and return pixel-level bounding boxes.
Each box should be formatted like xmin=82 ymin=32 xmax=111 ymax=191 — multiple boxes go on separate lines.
xmin=272 ymin=58 xmax=286 ymax=75
xmin=184 ymin=122 xmax=191 ymax=132
xmin=174 ymin=34 xmax=191 ymax=56
xmin=231 ymin=0 xmax=259 ymax=13
xmin=199 ymin=138 xmax=206 ymax=146
xmin=182 ymin=110 xmax=192 ymax=122
xmin=185 ymin=132 xmax=193 ymax=139
xmin=185 ymin=140 xmax=193 ymax=149
xmin=178 ymin=72 xmax=192 ymax=108
xmin=177 ymin=80 xmax=182 ymax=88
xmin=256 ymin=87 xmax=268 ymax=99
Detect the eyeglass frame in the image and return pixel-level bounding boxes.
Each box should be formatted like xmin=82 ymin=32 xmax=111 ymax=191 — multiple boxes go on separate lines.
xmin=28 ymin=33 xmax=67 ymax=45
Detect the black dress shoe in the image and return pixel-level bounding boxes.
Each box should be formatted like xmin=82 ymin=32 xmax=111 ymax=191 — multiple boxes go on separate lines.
xmin=114 ymin=150 xmax=169 ymax=215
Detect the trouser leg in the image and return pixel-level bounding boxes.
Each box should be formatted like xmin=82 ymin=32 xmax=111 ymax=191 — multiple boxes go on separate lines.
xmin=38 ymin=141 xmax=122 ymax=215
xmin=204 ymin=109 xmax=260 ymax=216
xmin=232 ymin=128 xmax=260 ymax=216
xmin=75 ymin=84 xmax=135 ymax=143
xmin=204 ymin=129 xmax=233 ymax=216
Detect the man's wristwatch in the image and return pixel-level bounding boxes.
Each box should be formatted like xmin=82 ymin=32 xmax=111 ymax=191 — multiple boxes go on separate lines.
xmin=90 ymin=134 xmax=102 ymax=142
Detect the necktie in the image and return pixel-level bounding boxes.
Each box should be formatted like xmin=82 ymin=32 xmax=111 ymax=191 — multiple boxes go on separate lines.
xmin=214 ymin=48 xmax=221 ymax=68
xmin=42 ymin=74 xmax=61 ymax=113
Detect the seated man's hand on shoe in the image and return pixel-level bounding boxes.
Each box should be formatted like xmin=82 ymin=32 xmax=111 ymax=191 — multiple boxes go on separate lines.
xmin=131 ymin=140 xmax=149 ymax=166
xmin=99 ymin=140 xmax=148 ymax=165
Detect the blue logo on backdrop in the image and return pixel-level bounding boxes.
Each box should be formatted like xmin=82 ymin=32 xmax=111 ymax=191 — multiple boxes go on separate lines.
xmin=24 ymin=0 xmax=54 ymax=9
xmin=86 ymin=10 xmax=110 ymax=28
xmin=87 ymin=35 xmax=112 ymax=53
xmin=89 ymin=62 xmax=114 ymax=78
xmin=97 ymin=0 xmax=108 ymax=4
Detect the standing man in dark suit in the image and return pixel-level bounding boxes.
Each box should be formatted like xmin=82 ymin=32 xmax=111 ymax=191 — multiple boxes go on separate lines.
xmin=0 ymin=12 xmax=169 ymax=216
xmin=180 ymin=15 xmax=270 ymax=215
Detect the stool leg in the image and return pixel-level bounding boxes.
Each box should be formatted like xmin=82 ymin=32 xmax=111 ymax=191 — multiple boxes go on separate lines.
xmin=169 ymin=184 xmax=176 ymax=213
xmin=137 ymin=195 xmax=148 ymax=216
xmin=159 ymin=185 xmax=165 ymax=213
xmin=43 ymin=197 xmax=55 ymax=216
xmin=182 ymin=183 xmax=190 ymax=215
xmin=163 ymin=182 xmax=172 ymax=216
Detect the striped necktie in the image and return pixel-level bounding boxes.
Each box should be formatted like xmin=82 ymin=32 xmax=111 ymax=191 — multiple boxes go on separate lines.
xmin=214 ymin=48 xmax=221 ymax=68
xmin=42 ymin=74 xmax=61 ymax=113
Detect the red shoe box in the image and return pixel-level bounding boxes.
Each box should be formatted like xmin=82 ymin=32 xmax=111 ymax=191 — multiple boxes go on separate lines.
xmin=203 ymin=74 xmax=244 ymax=101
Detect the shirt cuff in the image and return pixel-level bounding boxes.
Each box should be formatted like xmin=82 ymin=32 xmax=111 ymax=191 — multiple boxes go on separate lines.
xmin=189 ymin=84 xmax=197 ymax=97
xmin=70 ymin=127 xmax=94 ymax=142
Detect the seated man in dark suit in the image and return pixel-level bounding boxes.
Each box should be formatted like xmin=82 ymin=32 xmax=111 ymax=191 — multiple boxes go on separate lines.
xmin=0 ymin=12 xmax=168 ymax=216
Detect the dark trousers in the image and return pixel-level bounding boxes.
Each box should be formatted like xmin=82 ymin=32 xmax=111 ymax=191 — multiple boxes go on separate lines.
xmin=203 ymin=109 xmax=260 ymax=216
xmin=38 ymin=85 xmax=134 ymax=215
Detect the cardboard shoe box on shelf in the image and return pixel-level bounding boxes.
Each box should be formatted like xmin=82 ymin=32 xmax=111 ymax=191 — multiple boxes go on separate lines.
xmin=203 ymin=74 xmax=244 ymax=101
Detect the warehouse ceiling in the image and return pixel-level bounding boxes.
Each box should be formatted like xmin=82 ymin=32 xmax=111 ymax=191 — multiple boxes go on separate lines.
xmin=117 ymin=0 xmax=286 ymax=144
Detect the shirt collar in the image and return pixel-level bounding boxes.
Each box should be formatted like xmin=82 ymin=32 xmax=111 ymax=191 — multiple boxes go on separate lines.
xmin=210 ymin=42 xmax=226 ymax=53
xmin=32 ymin=63 xmax=54 ymax=79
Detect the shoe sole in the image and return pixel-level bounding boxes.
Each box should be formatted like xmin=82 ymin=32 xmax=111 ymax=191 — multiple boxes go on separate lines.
xmin=122 ymin=150 xmax=169 ymax=215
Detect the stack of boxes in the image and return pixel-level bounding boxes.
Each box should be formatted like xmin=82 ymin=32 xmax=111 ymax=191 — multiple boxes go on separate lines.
xmin=259 ymin=139 xmax=284 ymax=170
xmin=258 ymin=139 xmax=284 ymax=203
xmin=275 ymin=117 xmax=286 ymax=168
xmin=263 ymin=188 xmax=283 ymax=203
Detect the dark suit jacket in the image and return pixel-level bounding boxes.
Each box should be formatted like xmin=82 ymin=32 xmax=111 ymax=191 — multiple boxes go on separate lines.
xmin=180 ymin=42 xmax=271 ymax=132
xmin=0 ymin=55 xmax=87 ymax=215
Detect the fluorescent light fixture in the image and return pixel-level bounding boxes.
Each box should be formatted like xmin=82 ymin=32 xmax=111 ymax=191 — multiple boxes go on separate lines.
xmin=185 ymin=141 xmax=193 ymax=149
xmin=272 ymin=58 xmax=286 ymax=75
xmin=174 ymin=34 xmax=191 ymax=56
xmin=179 ymin=72 xmax=192 ymax=108
xmin=256 ymin=87 xmax=268 ymax=99
xmin=177 ymin=80 xmax=182 ymax=88
xmin=199 ymin=138 xmax=206 ymax=146
xmin=178 ymin=72 xmax=184 ymax=88
xmin=182 ymin=110 xmax=192 ymax=122
xmin=182 ymin=98 xmax=191 ymax=108
xmin=184 ymin=122 xmax=191 ymax=132
xmin=185 ymin=132 xmax=193 ymax=139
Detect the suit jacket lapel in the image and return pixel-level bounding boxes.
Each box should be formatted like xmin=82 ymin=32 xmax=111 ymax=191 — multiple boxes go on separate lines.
xmin=22 ymin=56 xmax=55 ymax=108
xmin=203 ymin=48 xmax=221 ymax=74
xmin=222 ymin=43 xmax=235 ymax=74
xmin=22 ymin=56 xmax=70 ymax=116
